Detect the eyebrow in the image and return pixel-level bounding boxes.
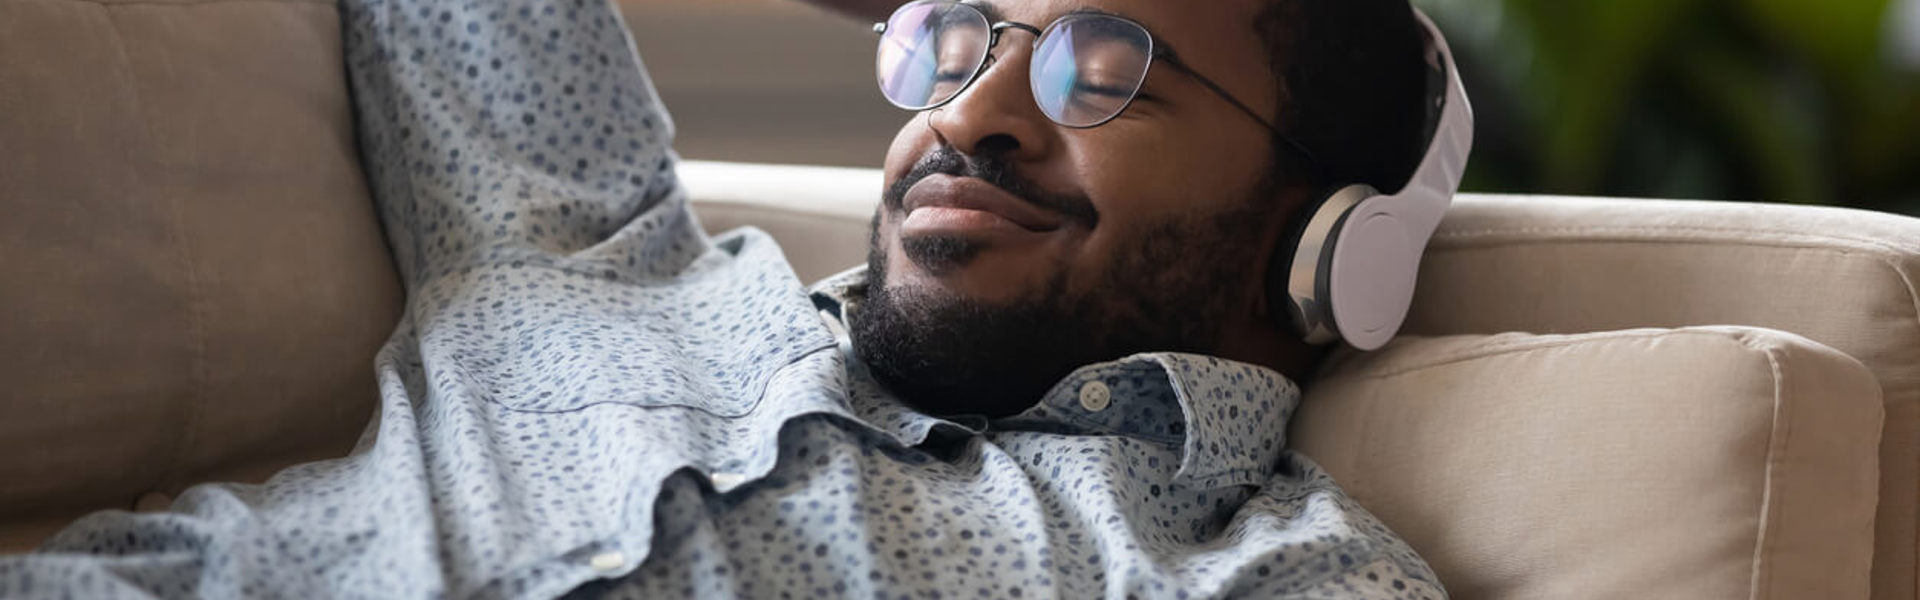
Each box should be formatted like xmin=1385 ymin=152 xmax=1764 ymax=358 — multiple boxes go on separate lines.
xmin=958 ymin=0 xmax=1002 ymax=21
xmin=962 ymin=2 xmax=1135 ymax=26
xmin=1063 ymin=6 xmax=1126 ymax=19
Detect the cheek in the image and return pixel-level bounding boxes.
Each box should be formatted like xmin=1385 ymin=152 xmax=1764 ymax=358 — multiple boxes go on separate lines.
xmin=1065 ymin=129 xmax=1261 ymax=232
xmin=882 ymin=115 xmax=934 ymax=187
xmin=1054 ymin=132 xmax=1268 ymax=285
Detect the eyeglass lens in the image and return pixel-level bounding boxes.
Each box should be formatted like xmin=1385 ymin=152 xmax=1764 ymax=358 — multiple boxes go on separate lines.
xmin=876 ymin=2 xmax=992 ymax=110
xmin=877 ymin=1 xmax=1156 ymax=128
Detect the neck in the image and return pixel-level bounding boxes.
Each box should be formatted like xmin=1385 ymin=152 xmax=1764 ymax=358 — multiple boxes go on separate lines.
xmin=1216 ymin=184 xmax=1328 ymax=384
xmin=1215 ymin=315 xmax=1325 ymax=385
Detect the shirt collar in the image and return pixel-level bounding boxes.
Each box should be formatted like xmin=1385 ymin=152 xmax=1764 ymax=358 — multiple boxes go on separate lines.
xmin=809 ymin=267 xmax=1301 ymax=489
xmin=995 ymin=354 xmax=1299 ymax=489
xmin=808 ymin=265 xmax=869 ymax=317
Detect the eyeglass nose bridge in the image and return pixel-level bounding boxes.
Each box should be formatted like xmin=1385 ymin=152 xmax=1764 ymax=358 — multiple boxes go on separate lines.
xmin=973 ymin=21 xmax=1043 ymax=73
xmin=991 ymin=21 xmax=1044 ymax=39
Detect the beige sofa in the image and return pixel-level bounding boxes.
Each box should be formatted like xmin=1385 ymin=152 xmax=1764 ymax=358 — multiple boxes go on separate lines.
xmin=3 ymin=0 xmax=1916 ymax=598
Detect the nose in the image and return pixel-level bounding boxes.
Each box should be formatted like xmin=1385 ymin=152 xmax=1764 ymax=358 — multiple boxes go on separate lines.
xmin=928 ymin=35 xmax=1055 ymax=162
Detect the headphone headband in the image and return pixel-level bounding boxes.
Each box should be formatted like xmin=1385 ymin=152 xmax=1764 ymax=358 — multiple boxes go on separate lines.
xmin=1384 ymin=8 xmax=1474 ymax=243
xmin=1275 ymin=6 xmax=1474 ymax=351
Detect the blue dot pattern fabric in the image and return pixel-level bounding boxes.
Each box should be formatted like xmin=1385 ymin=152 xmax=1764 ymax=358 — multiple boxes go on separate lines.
xmin=0 ymin=0 xmax=1445 ymax=597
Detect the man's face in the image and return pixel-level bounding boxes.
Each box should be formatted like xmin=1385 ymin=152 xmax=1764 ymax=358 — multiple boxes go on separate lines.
xmin=851 ymin=0 xmax=1300 ymax=417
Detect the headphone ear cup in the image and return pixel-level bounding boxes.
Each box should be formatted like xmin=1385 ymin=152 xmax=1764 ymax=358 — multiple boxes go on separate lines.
xmin=1325 ymin=196 xmax=1423 ymax=350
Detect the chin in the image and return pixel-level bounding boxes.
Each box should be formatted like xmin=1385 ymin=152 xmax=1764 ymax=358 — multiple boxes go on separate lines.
xmin=851 ymin=251 xmax=1085 ymax=418
xmin=885 ymin=234 xmax=1056 ymax=308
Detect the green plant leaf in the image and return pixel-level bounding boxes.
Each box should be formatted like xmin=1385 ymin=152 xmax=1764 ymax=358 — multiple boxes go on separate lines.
xmin=1735 ymin=0 xmax=1892 ymax=78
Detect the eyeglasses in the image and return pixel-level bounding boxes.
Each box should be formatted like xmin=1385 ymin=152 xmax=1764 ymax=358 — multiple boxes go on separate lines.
xmin=873 ymin=0 xmax=1321 ymax=171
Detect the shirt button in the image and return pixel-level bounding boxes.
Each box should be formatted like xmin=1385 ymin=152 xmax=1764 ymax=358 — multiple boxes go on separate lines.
xmin=1078 ymin=380 xmax=1112 ymax=412
xmin=589 ymin=551 xmax=627 ymax=573
xmin=709 ymin=471 xmax=748 ymax=491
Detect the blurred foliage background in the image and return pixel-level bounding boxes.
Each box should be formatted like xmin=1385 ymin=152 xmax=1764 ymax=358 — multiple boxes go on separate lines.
xmin=1417 ymin=0 xmax=1920 ymax=214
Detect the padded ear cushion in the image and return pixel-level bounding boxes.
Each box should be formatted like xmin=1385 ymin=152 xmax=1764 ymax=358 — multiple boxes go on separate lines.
xmin=1266 ymin=186 xmax=1339 ymax=338
xmin=1268 ymin=184 xmax=1378 ymax=344
xmin=1327 ymin=196 xmax=1422 ymax=350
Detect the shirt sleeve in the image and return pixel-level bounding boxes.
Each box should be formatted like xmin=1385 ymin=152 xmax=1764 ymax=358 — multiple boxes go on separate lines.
xmin=342 ymin=0 xmax=699 ymax=289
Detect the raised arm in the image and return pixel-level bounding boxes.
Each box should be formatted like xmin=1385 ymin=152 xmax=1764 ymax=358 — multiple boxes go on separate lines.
xmin=343 ymin=0 xmax=700 ymax=288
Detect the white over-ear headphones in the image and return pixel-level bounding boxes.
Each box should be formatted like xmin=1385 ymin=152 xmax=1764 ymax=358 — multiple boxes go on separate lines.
xmin=1271 ymin=7 xmax=1474 ymax=351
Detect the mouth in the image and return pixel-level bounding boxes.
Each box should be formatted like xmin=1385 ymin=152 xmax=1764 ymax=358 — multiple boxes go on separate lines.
xmin=899 ymin=174 xmax=1066 ymax=238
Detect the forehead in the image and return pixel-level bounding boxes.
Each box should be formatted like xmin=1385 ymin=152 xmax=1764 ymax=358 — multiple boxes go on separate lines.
xmin=974 ymin=0 xmax=1274 ymax=101
xmin=970 ymin=0 xmax=1258 ymax=29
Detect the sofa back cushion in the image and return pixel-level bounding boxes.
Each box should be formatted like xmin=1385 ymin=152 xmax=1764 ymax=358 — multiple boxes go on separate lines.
xmin=1295 ymin=328 xmax=1885 ymax=599
xmin=1403 ymin=195 xmax=1920 ymax=600
xmin=679 ymin=160 xmax=882 ymax=284
xmin=0 ymin=0 xmax=401 ymax=549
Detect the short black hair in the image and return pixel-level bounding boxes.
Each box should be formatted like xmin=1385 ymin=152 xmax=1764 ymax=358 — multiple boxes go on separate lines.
xmin=1254 ymin=0 xmax=1428 ymax=193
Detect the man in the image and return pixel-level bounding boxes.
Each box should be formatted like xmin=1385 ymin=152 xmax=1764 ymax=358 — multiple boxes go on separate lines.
xmin=0 ymin=0 xmax=1447 ymax=597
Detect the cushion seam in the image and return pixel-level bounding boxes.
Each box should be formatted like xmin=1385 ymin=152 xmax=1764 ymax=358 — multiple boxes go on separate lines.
xmin=99 ymin=4 xmax=211 ymax=497
xmin=1339 ymin=329 xmax=1750 ymax=380
xmin=1432 ymin=225 xmax=1920 ymax=256
xmin=1895 ymin=258 xmax=1920 ymax=600
xmin=1742 ymin=332 xmax=1791 ymax=600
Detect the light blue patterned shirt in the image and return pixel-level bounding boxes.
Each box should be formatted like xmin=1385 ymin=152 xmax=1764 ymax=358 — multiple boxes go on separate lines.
xmin=0 ymin=0 xmax=1443 ymax=597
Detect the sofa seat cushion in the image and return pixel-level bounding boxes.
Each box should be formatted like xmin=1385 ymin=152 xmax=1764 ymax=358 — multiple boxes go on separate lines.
xmin=1293 ymin=327 xmax=1884 ymax=599
xmin=0 ymin=0 xmax=402 ymax=550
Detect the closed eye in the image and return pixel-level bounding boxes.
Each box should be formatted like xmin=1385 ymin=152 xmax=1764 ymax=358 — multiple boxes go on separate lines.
xmin=1074 ymin=82 xmax=1135 ymax=99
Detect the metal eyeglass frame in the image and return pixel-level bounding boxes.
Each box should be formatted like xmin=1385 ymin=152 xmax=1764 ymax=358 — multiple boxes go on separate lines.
xmin=873 ymin=0 xmax=1323 ymax=174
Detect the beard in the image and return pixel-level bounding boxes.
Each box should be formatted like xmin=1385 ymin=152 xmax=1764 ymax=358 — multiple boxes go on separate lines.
xmin=848 ymin=148 xmax=1279 ymax=418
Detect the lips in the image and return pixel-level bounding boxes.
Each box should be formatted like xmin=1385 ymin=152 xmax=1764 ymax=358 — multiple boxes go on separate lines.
xmin=901 ymin=174 xmax=1066 ymax=233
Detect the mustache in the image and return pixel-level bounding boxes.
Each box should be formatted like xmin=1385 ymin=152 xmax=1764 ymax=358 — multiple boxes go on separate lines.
xmin=883 ymin=147 xmax=1100 ymax=228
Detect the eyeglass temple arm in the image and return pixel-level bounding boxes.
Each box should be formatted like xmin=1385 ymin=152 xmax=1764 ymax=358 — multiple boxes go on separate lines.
xmin=1155 ymin=49 xmax=1325 ymax=177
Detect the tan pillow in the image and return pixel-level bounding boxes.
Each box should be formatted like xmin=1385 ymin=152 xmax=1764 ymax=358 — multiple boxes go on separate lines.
xmin=0 ymin=0 xmax=401 ymax=550
xmin=1293 ymin=327 xmax=1884 ymax=599
xmin=1406 ymin=195 xmax=1920 ymax=599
